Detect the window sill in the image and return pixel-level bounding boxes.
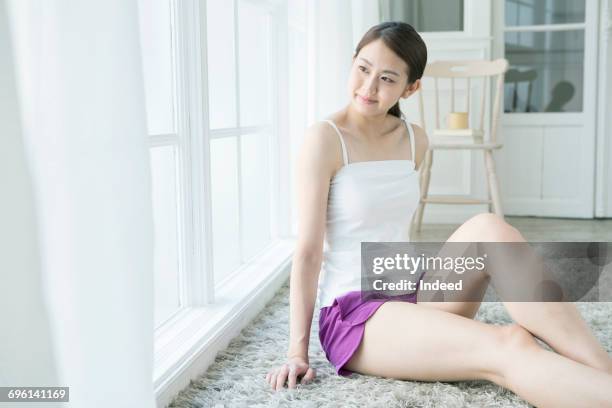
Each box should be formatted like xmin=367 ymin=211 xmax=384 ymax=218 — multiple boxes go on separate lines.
xmin=153 ymin=238 xmax=295 ymax=407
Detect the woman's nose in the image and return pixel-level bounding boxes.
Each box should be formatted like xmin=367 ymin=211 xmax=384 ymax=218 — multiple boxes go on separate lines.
xmin=364 ymin=77 xmax=377 ymax=96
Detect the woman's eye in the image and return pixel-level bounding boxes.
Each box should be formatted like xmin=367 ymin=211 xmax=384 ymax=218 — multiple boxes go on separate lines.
xmin=357 ymin=65 xmax=394 ymax=83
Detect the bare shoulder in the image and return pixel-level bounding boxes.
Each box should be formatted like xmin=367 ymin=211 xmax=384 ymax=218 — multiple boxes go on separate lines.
xmin=410 ymin=123 xmax=429 ymax=150
xmin=297 ymin=121 xmax=343 ymax=178
xmin=408 ymin=123 xmax=429 ymax=170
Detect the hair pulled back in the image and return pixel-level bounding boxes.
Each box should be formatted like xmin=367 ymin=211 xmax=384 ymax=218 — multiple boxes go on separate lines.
xmin=354 ymin=22 xmax=427 ymax=118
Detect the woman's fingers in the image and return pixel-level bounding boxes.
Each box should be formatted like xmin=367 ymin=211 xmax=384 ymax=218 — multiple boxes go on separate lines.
xmin=300 ymin=367 xmax=316 ymax=384
xmin=269 ymin=369 xmax=278 ymax=390
xmin=267 ymin=363 xmax=314 ymax=391
xmin=275 ymin=364 xmax=289 ymax=391
xmin=287 ymin=364 xmax=298 ymax=389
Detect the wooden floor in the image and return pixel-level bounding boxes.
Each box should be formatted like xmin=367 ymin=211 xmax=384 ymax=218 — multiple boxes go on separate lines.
xmin=413 ymin=216 xmax=612 ymax=242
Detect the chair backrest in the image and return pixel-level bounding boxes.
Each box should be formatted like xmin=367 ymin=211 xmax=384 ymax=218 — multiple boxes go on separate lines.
xmin=418 ymin=58 xmax=509 ymax=142
xmin=505 ymin=68 xmax=537 ymax=113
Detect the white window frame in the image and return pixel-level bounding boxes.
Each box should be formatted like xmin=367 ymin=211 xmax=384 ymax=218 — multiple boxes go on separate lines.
xmin=498 ymin=0 xmax=598 ymax=127
xmin=151 ymin=1 xmax=295 ymax=406
xmin=379 ymin=0 xmax=489 ymax=39
xmin=147 ymin=0 xmax=191 ymax=327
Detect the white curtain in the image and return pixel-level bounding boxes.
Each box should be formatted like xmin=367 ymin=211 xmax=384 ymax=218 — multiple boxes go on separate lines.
xmin=1 ymin=1 xmax=155 ymax=407
xmin=307 ymin=0 xmax=380 ymax=122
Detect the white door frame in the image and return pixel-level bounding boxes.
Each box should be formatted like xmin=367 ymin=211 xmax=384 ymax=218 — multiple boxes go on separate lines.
xmin=493 ymin=0 xmax=599 ymax=218
xmin=596 ymin=0 xmax=612 ymax=217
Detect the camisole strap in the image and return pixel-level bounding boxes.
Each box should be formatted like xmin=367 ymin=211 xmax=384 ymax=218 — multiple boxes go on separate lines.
xmin=323 ymin=119 xmax=349 ymax=165
xmin=403 ymin=119 xmax=417 ymax=170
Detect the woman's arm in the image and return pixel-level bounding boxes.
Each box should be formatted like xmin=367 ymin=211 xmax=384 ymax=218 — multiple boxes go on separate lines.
xmin=267 ymin=122 xmax=340 ymax=390
xmin=287 ymin=122 xmax=336 ymax=360
xmin=410 ymin=123 xmax=429 ymax=171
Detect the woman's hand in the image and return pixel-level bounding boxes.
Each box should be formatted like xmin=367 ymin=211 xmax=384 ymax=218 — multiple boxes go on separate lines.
xmin=266 ymin=356 xmax=316 ymax=391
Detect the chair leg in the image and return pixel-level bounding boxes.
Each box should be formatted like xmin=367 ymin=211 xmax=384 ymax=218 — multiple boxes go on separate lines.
xmin=484 ymin=149 xmax=504 ymax=218
xmin=414 ymin=149 xmax=433 ymax=232
xmin=485 ymin=164 xmax=493 ymax=213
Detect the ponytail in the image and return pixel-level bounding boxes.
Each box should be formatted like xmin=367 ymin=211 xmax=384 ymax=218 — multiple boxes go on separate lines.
xmin=388 ymin=102 xmax=403 ymax=119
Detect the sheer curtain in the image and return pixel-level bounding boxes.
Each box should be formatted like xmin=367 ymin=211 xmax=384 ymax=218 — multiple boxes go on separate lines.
xmin=1 ymin=1 xmax=155 ymax=407
xmin=308 ymin=0 xmax=380 ymax=121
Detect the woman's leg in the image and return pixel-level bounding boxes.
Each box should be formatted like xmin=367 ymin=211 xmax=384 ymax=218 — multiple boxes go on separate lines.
xmin=418 ymin=213 xmax=612 ymax=374
xmin=345 ymin=301 xmax=612 ymax=408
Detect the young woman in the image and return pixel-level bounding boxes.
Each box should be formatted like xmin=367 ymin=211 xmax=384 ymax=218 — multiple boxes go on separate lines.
xmin=266 ymin=22 xmax=612 ymax=407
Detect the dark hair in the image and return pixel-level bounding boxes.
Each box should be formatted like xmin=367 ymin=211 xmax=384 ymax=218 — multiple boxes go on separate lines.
xmin=354 ymin=22 xmax=427 ymax=119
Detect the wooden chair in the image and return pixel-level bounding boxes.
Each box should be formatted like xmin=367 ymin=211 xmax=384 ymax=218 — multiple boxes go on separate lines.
xmin=505 ymin=68 xmax=537 ymax=113
xmin=413 ymin=58 xmax=509 ymax=232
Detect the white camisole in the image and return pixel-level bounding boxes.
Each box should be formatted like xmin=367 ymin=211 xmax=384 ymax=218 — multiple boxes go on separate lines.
xmin=316 ymin=118 xmax=421 ymax=309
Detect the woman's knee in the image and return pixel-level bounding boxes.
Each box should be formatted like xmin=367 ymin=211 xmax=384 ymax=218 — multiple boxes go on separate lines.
xmin=466 ymin=212 xmax=502 ymax=226
xmin=492 ymin=324 xmax=540 ymax=385
xmin=463 ymin=212 xmax=521 ymax=242
xmin=499 ymin=324 xmax=539 ymax=351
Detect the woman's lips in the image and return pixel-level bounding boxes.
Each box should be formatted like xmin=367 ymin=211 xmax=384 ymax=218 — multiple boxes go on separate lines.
xmin=357 ymin=95 xmax=376 ymax=105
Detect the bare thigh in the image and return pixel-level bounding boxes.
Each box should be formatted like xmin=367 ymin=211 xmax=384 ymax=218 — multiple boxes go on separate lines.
xmin=418 ymin=213 xmax=516 ymax=318
xmin=344 ymin=301 xmax=506 ymax=383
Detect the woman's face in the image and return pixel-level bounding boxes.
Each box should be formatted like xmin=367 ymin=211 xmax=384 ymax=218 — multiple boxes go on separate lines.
xmin=347 ymin=38 xmax=417 ymax=116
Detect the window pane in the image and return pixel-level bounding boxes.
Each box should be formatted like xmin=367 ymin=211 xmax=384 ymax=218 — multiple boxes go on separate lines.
xmin=207 ymin=0 xmax=237 ymax=129
xmin=505 ymin=0 xmax=585 ymax=27
xmin=380 ymin=0 xmax=464 ymax=32
xmin=504 ymin=30 xmax=584 ymax=113
xmin=150 ymin=146 xmax=181 ymax=327
xmin=238 ymin=1 xmax=271 ymax=127
xmin=210 ymin=137 xmax=241 ymax=285
xmin=240 ymin=133 xmax=271 ymax=260
xmin=138 ymin=0 xmax=176 ymax=135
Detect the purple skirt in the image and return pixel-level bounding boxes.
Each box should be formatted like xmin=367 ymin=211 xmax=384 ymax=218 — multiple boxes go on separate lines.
xmin=318 ymin=290 xmax=418 ymax=376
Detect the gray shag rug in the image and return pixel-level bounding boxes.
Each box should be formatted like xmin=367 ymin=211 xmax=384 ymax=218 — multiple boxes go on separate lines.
xmin=169 ymin=280 xmax=612 ymax=408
